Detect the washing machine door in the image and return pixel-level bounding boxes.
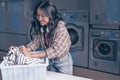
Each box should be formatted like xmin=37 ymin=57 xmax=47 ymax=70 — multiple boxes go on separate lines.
xmin=93 ymin=40 xmax=117 ymax=61
xmin=66 ymin=23 xmax=84 ymax=52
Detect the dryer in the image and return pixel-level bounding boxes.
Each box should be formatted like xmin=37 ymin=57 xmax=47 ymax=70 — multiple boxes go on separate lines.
xmin=60 ymin=10 xmax=89 ymax=67
xmin=89 ymin=26 xmax=120 ymax=75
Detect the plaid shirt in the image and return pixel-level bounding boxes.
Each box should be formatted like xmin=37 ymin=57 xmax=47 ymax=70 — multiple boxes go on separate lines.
xmin=27 ymin=21 xmax=71 ymax=59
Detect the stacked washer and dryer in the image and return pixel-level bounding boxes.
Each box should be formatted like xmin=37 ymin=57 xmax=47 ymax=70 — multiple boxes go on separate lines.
xmin=89 ymin=0 xmax=120 ymax=75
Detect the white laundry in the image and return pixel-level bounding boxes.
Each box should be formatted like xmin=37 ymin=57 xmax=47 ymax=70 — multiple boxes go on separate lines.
xmin=1 ymin=47 xmax=44 ymax=66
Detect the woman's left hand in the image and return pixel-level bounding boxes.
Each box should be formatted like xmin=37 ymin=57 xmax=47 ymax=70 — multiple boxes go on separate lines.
xmin=19 ymin=45 xmax=31 ymax=57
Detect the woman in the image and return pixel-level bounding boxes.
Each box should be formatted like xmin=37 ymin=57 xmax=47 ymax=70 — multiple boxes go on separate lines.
xmin=10 ymin=0 xmax=73 ymax=75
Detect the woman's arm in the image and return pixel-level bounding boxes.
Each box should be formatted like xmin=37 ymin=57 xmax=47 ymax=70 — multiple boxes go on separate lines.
xmin=19 ymin=45 xmax=46 ymax=58
xmin=27 ymin=35 xmax=41 ymax=51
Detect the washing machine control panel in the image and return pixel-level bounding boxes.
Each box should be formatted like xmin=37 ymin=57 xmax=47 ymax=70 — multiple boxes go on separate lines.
xmin=103 ymin=31 xmax=120 ymax=38
xmin=60 ymin=10 xmax=88 ymax=22
xmin=91 ymin=29 xmax=120 ymax=38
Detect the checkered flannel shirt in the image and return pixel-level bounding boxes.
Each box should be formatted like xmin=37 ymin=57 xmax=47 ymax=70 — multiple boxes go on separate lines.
xmin=27 ymin=21 xmax=71 ymax=59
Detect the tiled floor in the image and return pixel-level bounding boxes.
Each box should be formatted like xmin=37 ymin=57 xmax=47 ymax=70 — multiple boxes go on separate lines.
xmin=73 ymin=66 xmax=120 ymax=80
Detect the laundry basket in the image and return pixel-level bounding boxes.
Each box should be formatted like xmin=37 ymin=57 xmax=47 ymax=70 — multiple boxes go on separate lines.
xmin=0 ymin=58 xmax=49 ymax=80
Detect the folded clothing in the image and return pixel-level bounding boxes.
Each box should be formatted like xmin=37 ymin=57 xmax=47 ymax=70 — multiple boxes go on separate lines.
xmin=1 ymin=47 xmax=44 ymax=66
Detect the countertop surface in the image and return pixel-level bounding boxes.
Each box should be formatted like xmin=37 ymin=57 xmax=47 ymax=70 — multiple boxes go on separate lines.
xmin=47 ymin=71 xmax=93 ymax=80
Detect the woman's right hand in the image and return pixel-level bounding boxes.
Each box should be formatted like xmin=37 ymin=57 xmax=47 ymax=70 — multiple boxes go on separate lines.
xmin=9 ymin=46 xmax=16 ymax=50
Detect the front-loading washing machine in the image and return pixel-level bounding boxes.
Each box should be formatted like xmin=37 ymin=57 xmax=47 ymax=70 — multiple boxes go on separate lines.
xmin=89 ymin=27 xmax=120 ymax=74
xmin=60 ymin=10 xmax=89 ymax=67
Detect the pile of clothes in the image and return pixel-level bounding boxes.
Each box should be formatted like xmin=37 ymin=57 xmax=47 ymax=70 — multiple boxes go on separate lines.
xmin=0 ymin=47 xmax=44 ymax=66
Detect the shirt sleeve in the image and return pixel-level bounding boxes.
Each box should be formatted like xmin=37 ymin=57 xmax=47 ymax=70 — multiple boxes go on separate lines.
xmin=45 ymin=22 xmax=71 ymax=59
xmin=27 ymin=35 xmax=40 ymax=51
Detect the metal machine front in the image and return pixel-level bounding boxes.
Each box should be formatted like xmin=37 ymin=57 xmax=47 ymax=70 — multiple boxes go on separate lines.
xmin=89 ymin=28 xmax=120 ymax=74
xmin=60 ymin=10 xmax=89 ymax=67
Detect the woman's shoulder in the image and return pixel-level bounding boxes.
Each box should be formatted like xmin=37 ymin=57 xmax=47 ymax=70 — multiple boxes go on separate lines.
xmin=55 ymin=20 xmax=67 ymax=33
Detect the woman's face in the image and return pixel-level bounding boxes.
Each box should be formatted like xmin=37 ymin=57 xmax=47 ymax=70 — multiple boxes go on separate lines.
xmin=36 ymin=9 xmax=49 ymax=26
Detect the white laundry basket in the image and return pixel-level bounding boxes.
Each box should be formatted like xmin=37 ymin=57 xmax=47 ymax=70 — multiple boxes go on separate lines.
xmin=0 ymin=58 xmax=49 ymax=80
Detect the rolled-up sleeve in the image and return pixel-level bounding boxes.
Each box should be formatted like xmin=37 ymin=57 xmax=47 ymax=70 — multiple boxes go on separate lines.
xmin=45 ymin=22 xmax=71 ymax=59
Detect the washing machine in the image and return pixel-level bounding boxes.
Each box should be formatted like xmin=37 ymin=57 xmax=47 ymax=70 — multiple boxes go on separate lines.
xmin=89 ymin=26 xmax=120 ymax=75
xmin=60 ymin=10 xmax=89 ymax=67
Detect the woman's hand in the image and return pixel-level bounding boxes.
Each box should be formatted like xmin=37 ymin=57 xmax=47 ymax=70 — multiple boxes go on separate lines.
xmin=19 ymin=45 xmax=46 ymax=58
xmin=19 ymin=45 xmax=32 ymax=57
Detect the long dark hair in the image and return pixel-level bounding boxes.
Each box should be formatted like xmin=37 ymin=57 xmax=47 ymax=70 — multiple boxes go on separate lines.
xmin=33 ymin=0 xmax=63 ymax=39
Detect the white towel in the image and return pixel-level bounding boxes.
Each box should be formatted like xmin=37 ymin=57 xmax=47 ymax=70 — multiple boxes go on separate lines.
xmin=2 ymin=47 xmax=44 ymax=66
